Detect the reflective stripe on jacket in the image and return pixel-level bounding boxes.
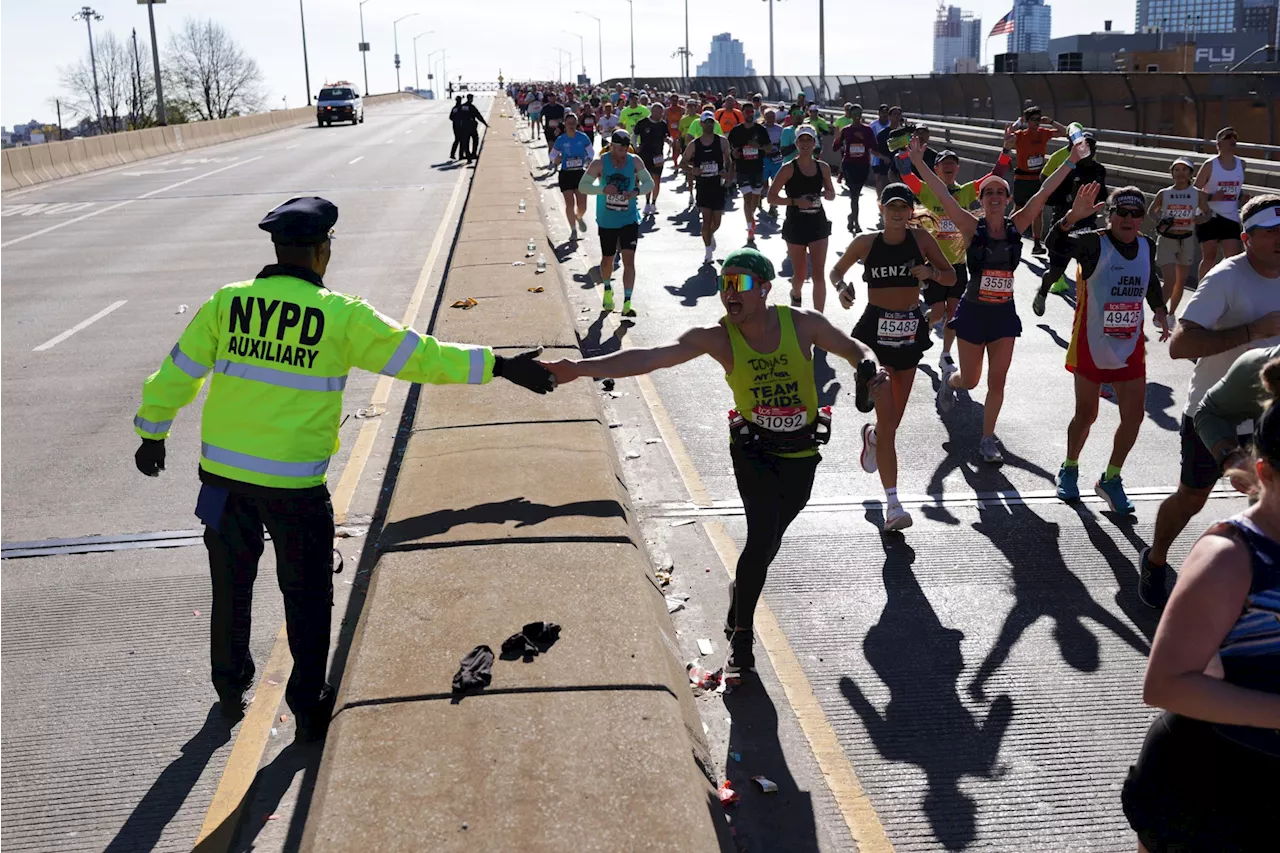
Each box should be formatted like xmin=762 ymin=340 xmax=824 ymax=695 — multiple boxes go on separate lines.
xmin=135 ymin=265 xmax=494 ymax=488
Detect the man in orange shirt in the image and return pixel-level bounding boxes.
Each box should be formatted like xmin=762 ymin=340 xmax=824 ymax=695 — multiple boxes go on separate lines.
xmin=1011 ymin=105 xmax=1067 ymax=254
xmin=716 ymin=96 xmax=745 ymax=135
xmin=666 ymin=94 xmax=686 ymax=163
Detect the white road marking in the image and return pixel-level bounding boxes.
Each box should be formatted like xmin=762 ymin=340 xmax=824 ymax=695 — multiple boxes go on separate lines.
xmin=1 ymin=157 xmax=263 ymax=248
xmin=286 ymin=144 xmax=301 ymax=149
xmin=385 ymin=139 xmax=394 ymax=144
xmin=1 ymin=202 xmax=96 ymax=218
xmin=33 ymin=300 xmax=127 ymax=352
xmin=348 ymin=156 xmax=364 ymax=164
xmin=122 ymin=167 xmax=196 ymax=176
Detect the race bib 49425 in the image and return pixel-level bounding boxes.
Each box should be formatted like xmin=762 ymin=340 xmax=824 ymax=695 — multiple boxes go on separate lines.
xmin=1103 ymin=301 xmax=1142 ymax=339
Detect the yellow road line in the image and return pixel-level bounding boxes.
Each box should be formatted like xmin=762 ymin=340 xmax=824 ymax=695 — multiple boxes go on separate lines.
xmin=704 ymin=522 xmax=895 ymax=853
xmin=193 ymin=624 xmax=291 ymax=846
xmin=193 ymin=155 xmax=472 ymax=849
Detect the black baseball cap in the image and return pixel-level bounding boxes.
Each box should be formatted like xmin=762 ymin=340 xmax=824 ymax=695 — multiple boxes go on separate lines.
xmin=610 ymin=129 xmax=631 ymax=145
xmin=937 ymin=150 xmax=960 ymax=163
xmin=880 ymin=183 xmax=916 ymax=206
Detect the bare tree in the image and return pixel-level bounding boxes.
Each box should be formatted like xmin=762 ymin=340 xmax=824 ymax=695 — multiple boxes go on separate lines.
xmin=59 ymin=30 xmax=133 ymax=131
xmin=164 ymin=18 xmax=264 ymax=121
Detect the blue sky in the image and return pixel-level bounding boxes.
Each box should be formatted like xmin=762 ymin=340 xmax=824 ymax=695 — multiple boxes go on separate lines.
xmin=2 ymin=0 xmax=1132 ymax=129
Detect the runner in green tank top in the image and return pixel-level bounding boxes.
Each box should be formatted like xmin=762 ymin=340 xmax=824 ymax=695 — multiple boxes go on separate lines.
xmin=542 ymin=248 xmax=885 ymax=680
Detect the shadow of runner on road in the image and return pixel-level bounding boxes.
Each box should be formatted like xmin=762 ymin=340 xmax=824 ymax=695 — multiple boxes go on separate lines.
xmin=840 ymin=540 xmax=1013 ymax=851
xmin=102 ymin=706 xmax=233 ymax=853
xmin=1144 ymin=381 xmax=1180 ymax=432
xmin=919 ymin=365 xmax=1057 ymax=526
xmin=665 ymin=264 xmax=719 ymax=307
xmin=1074 ymin=504 xmax=1161 ymax=641
xmin=813 ymin=348 xmax=842 ymax=408
xmin=966 ymin=502 xmax=1151 ymax=703
xmin=722 ymin=682 xmax=821 ymax=853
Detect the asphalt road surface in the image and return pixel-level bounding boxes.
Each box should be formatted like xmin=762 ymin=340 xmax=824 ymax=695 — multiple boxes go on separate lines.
xmin=522 ymin=128 xmax=1250 ymax=852
xmin=1 ymin=96 xmax=486 ymax=852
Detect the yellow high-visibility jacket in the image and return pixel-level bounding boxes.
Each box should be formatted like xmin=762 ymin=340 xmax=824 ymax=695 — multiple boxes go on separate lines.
xmin=134 ymin=264 xmax=493 ymax=488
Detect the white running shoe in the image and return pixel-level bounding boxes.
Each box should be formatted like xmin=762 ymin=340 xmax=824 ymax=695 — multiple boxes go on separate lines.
xmin=884 ymin=503 xmax=913 ymax=532
xmin=860 ymin=424 xmax=878 ymax=474
xmin=703 ymin=245 xmax=714 ymax=264
xmin=979 ymin=434 xmax=1005 ymax=464
xmin=939 ymin=352 xmax=956 ymax=375
xmin=936 ymin=374 xmax=955 ymax=413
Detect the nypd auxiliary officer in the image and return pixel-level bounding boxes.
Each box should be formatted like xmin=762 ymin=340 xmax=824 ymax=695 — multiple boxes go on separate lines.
xmin=132 ymin=197 xmax=555 ymax=740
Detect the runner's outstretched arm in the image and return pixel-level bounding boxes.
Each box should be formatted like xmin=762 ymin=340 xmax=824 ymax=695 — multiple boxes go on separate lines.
xmin=541 ymin=326 xmax=716 ymax=384
xmin=1012 ymin=139 xmax=1086 ymax=234
xmin=907 ymin=139 xmax=978 ymax=241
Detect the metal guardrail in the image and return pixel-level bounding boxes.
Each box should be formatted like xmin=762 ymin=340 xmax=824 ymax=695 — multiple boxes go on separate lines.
xmin=907 ymin=112 xmax=1280 ymax=159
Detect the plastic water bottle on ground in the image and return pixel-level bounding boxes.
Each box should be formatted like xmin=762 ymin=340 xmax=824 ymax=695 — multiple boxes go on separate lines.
xmin=526 ymin=238 xmax=537 ymax=257
xmin=518 ymin=198 xmax=526 ymax=213
xmin=536 ymin=253 xmax=547 ymax=273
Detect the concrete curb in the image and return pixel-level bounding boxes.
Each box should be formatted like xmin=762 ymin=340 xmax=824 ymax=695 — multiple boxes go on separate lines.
xmin=0 ymin=93 xmax=421 ymax=193
xmin=301 ymin=99 xmax=731 ymax=852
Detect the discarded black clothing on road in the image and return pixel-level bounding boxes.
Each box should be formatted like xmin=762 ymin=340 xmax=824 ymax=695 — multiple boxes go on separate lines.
xmin=501 ymin=621 xmax=562 ymax=661
xmin=452 ymin=645 xmax=494 ymax=693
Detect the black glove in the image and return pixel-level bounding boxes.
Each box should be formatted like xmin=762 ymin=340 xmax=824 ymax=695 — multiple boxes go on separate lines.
xmin=493 ymin=348 xmax=556 ymax=394
xmin=135 ymin=438 xmax=166 ymax=477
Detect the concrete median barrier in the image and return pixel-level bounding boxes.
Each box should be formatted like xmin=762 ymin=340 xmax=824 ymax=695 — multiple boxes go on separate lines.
xmin=2 ymin=92 xmax=425 ymax=194
xmin=1 ymin=150 xmax=17 ymax=191
xmin=6 ymin=146 xmax=36 ymax=187
xmin=28 ymin=143 xmax=59 ymax=183
xmin=301 ymin=98 xmax=729 ymax=852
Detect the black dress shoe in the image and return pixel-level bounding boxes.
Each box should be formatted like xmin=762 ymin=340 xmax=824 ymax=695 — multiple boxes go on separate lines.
xmin=294 ymin=686 xmax=337 ymax=743
xmin=217 ymin=688 xmax=248 ymax=721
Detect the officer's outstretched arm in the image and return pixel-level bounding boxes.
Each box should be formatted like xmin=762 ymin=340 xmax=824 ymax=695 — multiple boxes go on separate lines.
xmin=344 ymin=297 xmax=494 ymax=385
xmin=135 ymin=293 xmax=219 ymax=440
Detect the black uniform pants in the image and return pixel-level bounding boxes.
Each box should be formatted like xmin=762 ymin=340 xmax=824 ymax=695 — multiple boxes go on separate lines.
xmin=450 ymin=124 xmax=465 ymax=159
xmin=466 ymin=127 xmax=480 ymax=161
xmin=204 ymin=489 xmax=335 ymax=715
xmin=724 ymin=446 xmax=819 ymax=635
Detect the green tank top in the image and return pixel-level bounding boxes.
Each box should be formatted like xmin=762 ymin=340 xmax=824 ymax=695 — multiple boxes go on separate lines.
xmin=723 ymin=305 xmax=820 ymax=458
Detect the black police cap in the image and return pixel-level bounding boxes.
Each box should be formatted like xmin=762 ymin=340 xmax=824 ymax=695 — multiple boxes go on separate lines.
xmin=258 ymin=197 xmax=338 ymax=246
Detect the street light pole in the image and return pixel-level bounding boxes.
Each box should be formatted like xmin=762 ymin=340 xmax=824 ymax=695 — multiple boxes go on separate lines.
xmin=393 ymin=13 xmax=418 ymax=92
xmin=768 ymin=0 xmax=775 ymax=79
xmin=358 ymin=0 xmax=374 ymax=95
xmin=413 ymin=31 xmax=434 ymax=93
xmin=299 ymin=0 xmax=312 ymax=106
xmin=562 ymin=30 xmax=585 ymax=81
xmin=427 ymin=48 xmax=443 ymax=98
xmin=575 ymin=11 xmax=603 ymax=85
xmin=818 ymin=0 xmax=826 ymax=103
xmin=684 ymin=0 xmax=690 ymax=87
xmin=72 ymin=7 xmax=104 ymax=131
xmin=622 ymin=0 xmax=635 ymax=88
xmin=143 ymin=1 xmax=166 ymax=124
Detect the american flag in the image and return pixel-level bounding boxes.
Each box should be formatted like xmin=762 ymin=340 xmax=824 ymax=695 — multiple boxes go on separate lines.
xmin=989 ymin=10 xmax=1015 ymax=37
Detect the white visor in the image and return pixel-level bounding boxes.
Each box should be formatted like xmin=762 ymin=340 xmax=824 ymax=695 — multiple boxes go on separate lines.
xmin=1243 ymin=204 xmax=1280 ymax=232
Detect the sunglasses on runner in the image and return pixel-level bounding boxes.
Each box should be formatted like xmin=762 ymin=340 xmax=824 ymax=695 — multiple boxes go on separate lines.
xmin=1111 ymin=207 xmax=1145 ymax=219
xmin=718 ymin=273 xmax=759 ymax=293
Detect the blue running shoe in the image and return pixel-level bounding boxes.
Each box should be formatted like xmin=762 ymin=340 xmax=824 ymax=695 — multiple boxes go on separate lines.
xmin=1095 ymin=474 xmax=1135 ymax=515
xmin=1056 ymin=465 xmax=1080 ymax=501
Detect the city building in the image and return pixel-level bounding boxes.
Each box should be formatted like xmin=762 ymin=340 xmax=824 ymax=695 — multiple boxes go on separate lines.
xmin=933 ymin=6 xmax=983 ymax=73
xmin=1007 ymin=0 xmax=1052 ymax=54
xmin=1241 ymin=0 xmax=1279 ymax=36
xmin=695 ymin=32 xmax=755 ymax=77
xmin=1135 ymin=0 xmax=1241 ymax=35
xmin=1049 ymin=28 xmax=1273 ymax=70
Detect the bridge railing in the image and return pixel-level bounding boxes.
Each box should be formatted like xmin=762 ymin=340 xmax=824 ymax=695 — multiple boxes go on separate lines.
xmin=593 ymin=73 xmax=1280 ymax=151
